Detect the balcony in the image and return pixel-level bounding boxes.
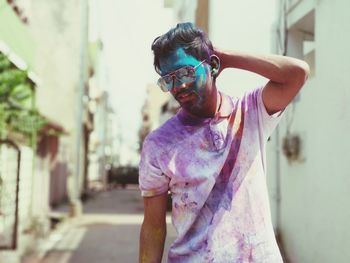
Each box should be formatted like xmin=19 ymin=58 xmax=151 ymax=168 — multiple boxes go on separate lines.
xmin=285 ymin=0 xmax=315 ymax=29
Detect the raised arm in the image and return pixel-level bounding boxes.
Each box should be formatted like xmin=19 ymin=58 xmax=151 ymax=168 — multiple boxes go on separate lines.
xmin=139 ymin=192 xmax=168 ymax=263
xmin=214 ymin=49 xmax=310 ymax=115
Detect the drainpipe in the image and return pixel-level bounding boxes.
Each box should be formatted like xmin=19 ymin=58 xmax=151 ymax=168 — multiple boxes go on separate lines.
xmin=71 ymin=0 xmax=88 ymax=217
xmin=275 ymin=125 xmax=282 ymax=236
xmin=272 ymin=0 xmax=283 ymax=237
xmin=273 ymin=0 xmax=289 ymax=261
xmin=29 ymin=83 xmax=36 ymax=219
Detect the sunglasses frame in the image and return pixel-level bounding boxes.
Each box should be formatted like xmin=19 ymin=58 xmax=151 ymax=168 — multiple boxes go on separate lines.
xmin=157 ymin=60 xmax=206 ymax=92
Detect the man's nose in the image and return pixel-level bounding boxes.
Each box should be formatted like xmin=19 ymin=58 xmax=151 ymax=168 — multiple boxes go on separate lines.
xmin=171 ymin=79 xmax=187 ymax=93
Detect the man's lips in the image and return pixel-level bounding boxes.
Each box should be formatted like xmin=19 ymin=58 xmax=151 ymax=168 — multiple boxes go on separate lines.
xmin=175 ymin=92 xmax=195 ymax=103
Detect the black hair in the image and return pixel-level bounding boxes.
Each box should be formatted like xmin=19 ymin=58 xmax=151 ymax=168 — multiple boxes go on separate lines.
xmin=151 ymin=22 xmax=213 ymax=74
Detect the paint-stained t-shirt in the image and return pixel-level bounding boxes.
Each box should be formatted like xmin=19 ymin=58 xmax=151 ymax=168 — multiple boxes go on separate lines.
xmin=139 ymin=87 xmax=284 ymax=263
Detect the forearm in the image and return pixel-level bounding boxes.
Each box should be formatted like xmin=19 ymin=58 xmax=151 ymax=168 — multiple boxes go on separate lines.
xmin=216 ymin=49 xmax=309 ymax=85
xmin=139 ymin=222 xmax=166 ymax=263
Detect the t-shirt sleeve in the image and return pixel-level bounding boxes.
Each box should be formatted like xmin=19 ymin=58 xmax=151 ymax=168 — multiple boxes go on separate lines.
xmin=138 ymin=136 xmax=170 ymax=197
xmin=256 ymin=86 xmax=284 ymax=140
xmin=243 ymin=86 xmax=284 ymax=141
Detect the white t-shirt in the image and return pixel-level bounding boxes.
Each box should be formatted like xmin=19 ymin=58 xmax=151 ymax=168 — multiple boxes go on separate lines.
xmin=139 ymin=87 xmax=284 ymax=263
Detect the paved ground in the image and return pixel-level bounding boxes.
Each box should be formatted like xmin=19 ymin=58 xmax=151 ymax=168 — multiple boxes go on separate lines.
xmin=24 ymin=188 xmax=176 ymax=263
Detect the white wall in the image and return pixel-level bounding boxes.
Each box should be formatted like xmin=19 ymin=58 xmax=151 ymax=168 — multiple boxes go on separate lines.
xmin=268 ymin=0 xmax=350 ymax=262
xmin=29 ymin=0 xmax=87 ymax=205
xmin=31 ymin=0 xmax=81 ymax=132
xmin=209 ymin=0 xmax=278 ymax=97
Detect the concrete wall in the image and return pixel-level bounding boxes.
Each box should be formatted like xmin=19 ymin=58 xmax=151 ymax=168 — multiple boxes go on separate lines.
xmin=209 ymin=0 xmax=278 ymax=97
xmin=30 ymin=0 xmax=82 ymax=132
xmin=29 ymin=0 xmax=87 ymax=204
xmin=267 ymin=0 xmax=350 ymax=262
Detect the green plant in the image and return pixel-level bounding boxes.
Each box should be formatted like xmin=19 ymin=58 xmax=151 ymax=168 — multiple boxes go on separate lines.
xmin=0 ymin=52 xmax=46 ymax=144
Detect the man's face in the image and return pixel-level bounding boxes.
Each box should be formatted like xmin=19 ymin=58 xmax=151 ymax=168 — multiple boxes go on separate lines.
xmin=158 ymin=48 xmax=216 ymax=116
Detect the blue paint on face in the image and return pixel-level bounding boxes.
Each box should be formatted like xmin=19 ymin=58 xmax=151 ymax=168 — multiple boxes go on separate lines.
xmin=159 ymin=48 xmax=214 ymax=115
xmin=159 ymin=48 xmax=203 ymax=75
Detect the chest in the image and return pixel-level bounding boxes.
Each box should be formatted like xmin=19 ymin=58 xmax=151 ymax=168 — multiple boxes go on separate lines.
xmin=160 ymin=117 xmax=261 ymax=184
xmin=158 ymin=120 xmax=230 ymax=185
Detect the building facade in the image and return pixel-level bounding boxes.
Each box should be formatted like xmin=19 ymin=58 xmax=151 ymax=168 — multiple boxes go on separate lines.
xmin=266 ymin=1 xmax=350 ymax=262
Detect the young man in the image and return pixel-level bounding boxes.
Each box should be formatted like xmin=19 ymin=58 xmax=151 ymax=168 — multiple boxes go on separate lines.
xmin=139 ymin=23 xmax=309 ymax=263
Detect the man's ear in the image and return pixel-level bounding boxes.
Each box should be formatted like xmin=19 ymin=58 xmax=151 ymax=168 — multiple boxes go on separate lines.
xmin=209 ymin=54 xmax=220 ymax=77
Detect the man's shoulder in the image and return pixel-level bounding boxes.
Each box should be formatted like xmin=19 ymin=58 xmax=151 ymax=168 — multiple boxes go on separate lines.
xmin=237 ymin=86 xmax=263 ymax=105
xmin=143 ymin=114 xmax=181 ymax=146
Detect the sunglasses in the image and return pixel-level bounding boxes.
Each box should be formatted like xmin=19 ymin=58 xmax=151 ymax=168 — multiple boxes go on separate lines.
xmin=157 ymin=60 xmax=206 ymax=92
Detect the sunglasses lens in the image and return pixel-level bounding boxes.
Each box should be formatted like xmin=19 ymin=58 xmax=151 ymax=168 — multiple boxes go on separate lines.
xmin=157 ymin=77 xmax=172 ymax=92
xmin=157 ymin=66 xmax=197 ymax=92
xmin=176 ymin=67 xmax=195 ymax=83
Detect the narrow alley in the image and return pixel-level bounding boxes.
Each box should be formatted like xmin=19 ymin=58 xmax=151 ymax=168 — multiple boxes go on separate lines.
xmin=24 ymin=188 xmax=175 ymax=263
